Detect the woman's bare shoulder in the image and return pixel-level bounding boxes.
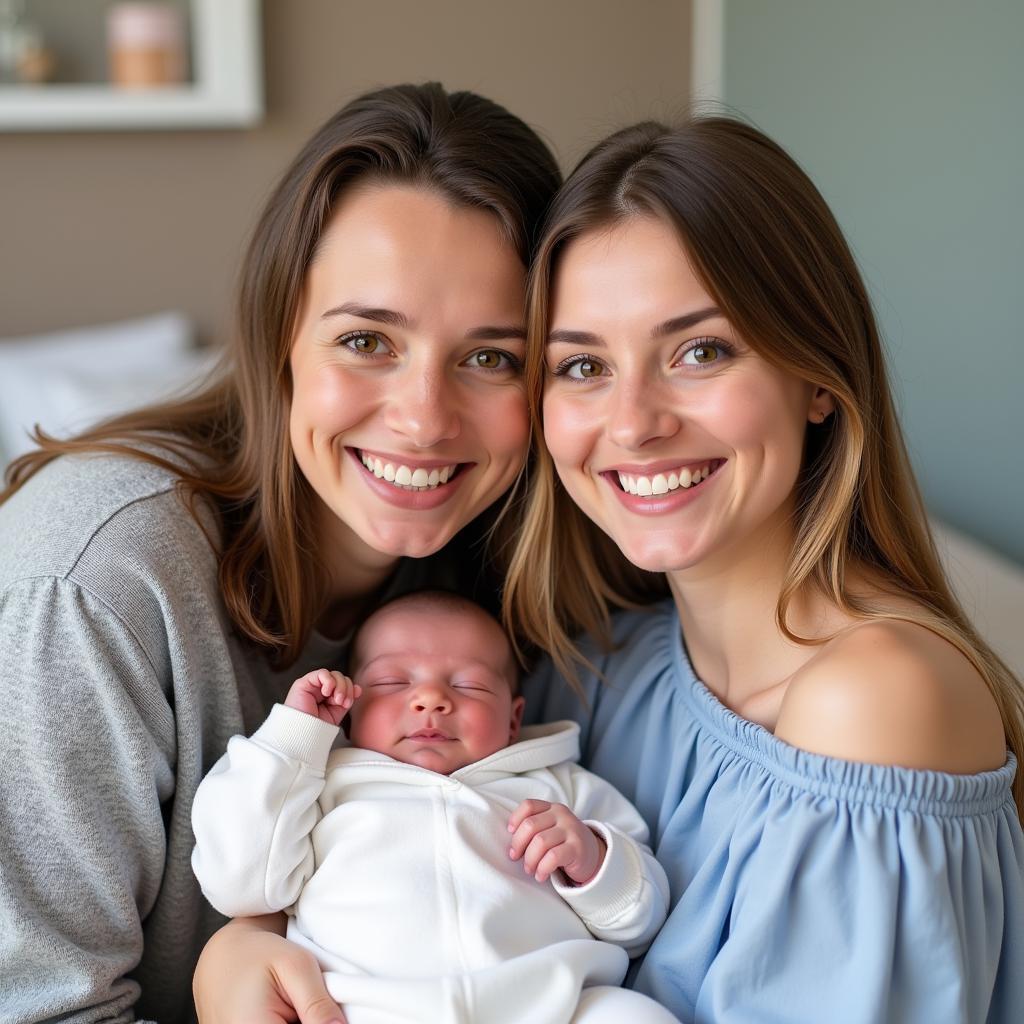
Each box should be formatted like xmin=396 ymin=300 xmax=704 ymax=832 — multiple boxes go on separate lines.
xmin=774 ymin=618 xmax=1007 ymax=773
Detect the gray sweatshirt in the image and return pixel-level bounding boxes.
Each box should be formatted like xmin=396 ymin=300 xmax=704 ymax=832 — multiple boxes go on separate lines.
xmin=0 ymin=453 xmax=438 ymax=1023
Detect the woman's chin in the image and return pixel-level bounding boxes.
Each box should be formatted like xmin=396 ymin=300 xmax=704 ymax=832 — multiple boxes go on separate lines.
xmin=363 ymin=523 xmax=453 ymax=560
xmin=615 ymin=534 xmax=704 ymax=575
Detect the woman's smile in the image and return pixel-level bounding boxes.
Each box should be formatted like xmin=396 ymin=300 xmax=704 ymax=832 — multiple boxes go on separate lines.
xmin=354 ymin=448 xmax=464 ymax=490
xmin=603 ymin=458 xmax=725 ymax=512
xmin=348 ymin=446 xmax=472 ymax=510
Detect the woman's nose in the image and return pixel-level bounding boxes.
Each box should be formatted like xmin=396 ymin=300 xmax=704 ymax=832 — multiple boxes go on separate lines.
xmin=384 ymin=366 xmax=461 ymax=448
xmin=606 ymin=377 xmax=681 ymax=450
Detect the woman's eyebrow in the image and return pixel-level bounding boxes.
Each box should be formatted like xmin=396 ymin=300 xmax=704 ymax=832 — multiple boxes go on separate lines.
xmin=321 ymin=302 xmax=411 ymax=328
xmin=547 ymin=328 xmax=602 ymax=347
xmin=465 ymin=324 xmax=527 ymax=342
xmin=319 ymin=303 xmax=524 ymax=341
xmin=547 ymin=306 xmax=722 ymax=347
xmin=651 ymin=306 xmax=722 ymax=337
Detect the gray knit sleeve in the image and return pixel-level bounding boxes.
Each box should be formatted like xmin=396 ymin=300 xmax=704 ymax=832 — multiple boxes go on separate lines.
xmin=0 ymin=574 xmax=171 ymax=1023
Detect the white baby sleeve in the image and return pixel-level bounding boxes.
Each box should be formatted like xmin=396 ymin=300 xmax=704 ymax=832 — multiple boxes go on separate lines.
xmin=191 ymin=704 xmax=339 ymax=917
xmin=551 ymin=763 xmax=670 ymax=956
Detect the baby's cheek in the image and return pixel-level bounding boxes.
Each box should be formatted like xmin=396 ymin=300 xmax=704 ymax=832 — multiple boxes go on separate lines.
xmin=345 ymin=704 xmax=376 ymax=749
xmin=470 ymin=706 xmax=518 ymax=759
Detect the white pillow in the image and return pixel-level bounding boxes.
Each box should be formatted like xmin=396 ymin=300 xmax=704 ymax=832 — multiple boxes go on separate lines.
xmin=0 ymin=312 xmax=210 ymax=465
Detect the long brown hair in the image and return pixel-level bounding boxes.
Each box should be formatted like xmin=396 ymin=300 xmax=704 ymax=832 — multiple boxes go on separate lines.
xmin=505 ymin=117 xmax=1024 ymax=816
xmin=2 ymin=82 xmax=561 ymax=668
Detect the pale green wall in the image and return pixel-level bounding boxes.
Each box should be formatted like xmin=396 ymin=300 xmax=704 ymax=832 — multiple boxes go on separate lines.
xmin=722 ymin=0 xmax=1023 ymax=563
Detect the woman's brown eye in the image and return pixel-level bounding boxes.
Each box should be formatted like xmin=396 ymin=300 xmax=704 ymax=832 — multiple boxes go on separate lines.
xmin=553 ymin=354 xmax=606 ymax=380
xmin=681 ymin=344 xmax=722 ymax=366
xmin=351 ymin=334 xmax=380 ymax=353
xmin=465 ymin=349 xmax=515 ymax=371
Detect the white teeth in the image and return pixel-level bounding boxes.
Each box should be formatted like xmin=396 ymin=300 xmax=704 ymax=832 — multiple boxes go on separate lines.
xmin=359 ymin=452 xmax=458 ymax=491
xmin=616 ymin=462 xmax=715 ymax=497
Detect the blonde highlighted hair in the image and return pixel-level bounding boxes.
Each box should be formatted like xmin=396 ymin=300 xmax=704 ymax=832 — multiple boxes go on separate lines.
xmin=504 ymin=118 xmax=1024 ymax=818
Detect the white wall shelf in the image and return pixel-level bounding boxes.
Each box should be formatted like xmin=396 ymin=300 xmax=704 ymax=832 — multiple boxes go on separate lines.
xmin=0 ymin=0 xmax=262 ymax=131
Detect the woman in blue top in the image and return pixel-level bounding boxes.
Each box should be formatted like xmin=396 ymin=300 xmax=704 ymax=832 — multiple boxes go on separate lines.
xmin=503 ymin=118 xmax=1024 ymax=1023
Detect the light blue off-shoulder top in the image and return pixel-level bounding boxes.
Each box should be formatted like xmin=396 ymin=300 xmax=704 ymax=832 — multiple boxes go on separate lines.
xmin=521 ymin=600 xmax=1024 ymax=1024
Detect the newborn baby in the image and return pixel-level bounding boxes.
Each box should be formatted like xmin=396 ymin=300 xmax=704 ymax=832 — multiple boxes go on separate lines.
xmin=192 ymin=591 xmax=677 ymax=1024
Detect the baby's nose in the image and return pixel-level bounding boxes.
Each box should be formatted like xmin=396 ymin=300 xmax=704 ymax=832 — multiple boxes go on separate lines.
xmin=410 ymin=688 xmax=452 ymax=713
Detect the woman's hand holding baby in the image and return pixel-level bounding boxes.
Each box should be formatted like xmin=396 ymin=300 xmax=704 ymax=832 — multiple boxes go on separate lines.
xmin=508 ymin=799 xmax=607 ymax=885
xmin=285 ymin=669 xmax=361 ymax=727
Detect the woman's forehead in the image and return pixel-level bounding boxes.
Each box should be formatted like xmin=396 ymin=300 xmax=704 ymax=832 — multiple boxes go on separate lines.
xmin=550 ymin=217 xmax=714 ymax=328
xmin=302 ymin=187 xmax=526 ymax=333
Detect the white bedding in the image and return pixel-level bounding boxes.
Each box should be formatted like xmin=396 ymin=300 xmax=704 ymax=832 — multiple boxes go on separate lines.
xmin=0 ymin=311 xmax=216 ymax=466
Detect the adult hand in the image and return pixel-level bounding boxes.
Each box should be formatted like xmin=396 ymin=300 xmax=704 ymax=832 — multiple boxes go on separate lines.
xmin=507 ymin=799 xmax=607 ymax=885
xmin=193 ymin=914 xmax=346 ymax=1024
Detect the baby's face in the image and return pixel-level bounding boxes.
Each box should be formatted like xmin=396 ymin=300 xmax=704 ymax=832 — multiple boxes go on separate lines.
xmin=348 ymin=603 xmax=525 ymax=774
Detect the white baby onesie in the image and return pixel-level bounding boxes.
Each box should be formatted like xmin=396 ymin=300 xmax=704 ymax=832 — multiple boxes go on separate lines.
xmin=192 ymin=707 xmax=677 ymax=1024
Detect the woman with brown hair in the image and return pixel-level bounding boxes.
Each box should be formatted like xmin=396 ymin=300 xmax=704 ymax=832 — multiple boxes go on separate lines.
xmin=0 ymin=82 xmax=559 ymax=1022
xmin=505 ymin=118 xmax=1024 ymax=1022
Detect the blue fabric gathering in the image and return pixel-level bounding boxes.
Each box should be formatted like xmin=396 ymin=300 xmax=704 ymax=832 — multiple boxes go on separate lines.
xmin=521 ymin=599 xmax=1024 ymax=1024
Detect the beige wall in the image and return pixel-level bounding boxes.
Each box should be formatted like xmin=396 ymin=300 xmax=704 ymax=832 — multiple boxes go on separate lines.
xmin=0 ymin=0 xmax=691 ymax=344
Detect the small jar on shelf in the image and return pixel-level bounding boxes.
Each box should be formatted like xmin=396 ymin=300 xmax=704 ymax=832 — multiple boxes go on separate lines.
xmin=107 ymin=2 xmax=186 ymax=88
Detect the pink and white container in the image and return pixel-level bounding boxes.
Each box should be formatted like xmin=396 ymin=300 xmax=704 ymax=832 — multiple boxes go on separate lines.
xmin=107 ymin=2 xmax=186 ymax=88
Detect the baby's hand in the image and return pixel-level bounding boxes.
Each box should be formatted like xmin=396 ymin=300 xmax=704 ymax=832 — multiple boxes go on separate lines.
xmin=285 ymin=669 xmax=361 ymax=727
xmin=507 ymin=799 xmax=607 ymax=885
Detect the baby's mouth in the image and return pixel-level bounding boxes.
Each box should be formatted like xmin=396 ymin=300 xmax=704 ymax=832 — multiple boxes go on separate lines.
xmin=406 ymin=729 xmax=452 ymax=741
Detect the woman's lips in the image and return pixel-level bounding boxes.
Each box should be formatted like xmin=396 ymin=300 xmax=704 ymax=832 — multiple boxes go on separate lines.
xmin=601 ymin=459 xmax=726 ymax=515
xmin=356 ymin=448 xmax=464 ymax=486
xmin=347 ymin=448 xmax=471 ymax=510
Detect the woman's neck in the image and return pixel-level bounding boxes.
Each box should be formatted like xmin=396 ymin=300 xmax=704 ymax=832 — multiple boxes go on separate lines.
xmin=311 ymin=501 xmax=401 ymax=639
xmin=666 ymin=510 xmax=848 ymax=725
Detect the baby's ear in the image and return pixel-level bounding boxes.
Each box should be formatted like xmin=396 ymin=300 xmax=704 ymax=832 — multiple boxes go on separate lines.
xmin=509 ymin=696 xmax=526 ymax=743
